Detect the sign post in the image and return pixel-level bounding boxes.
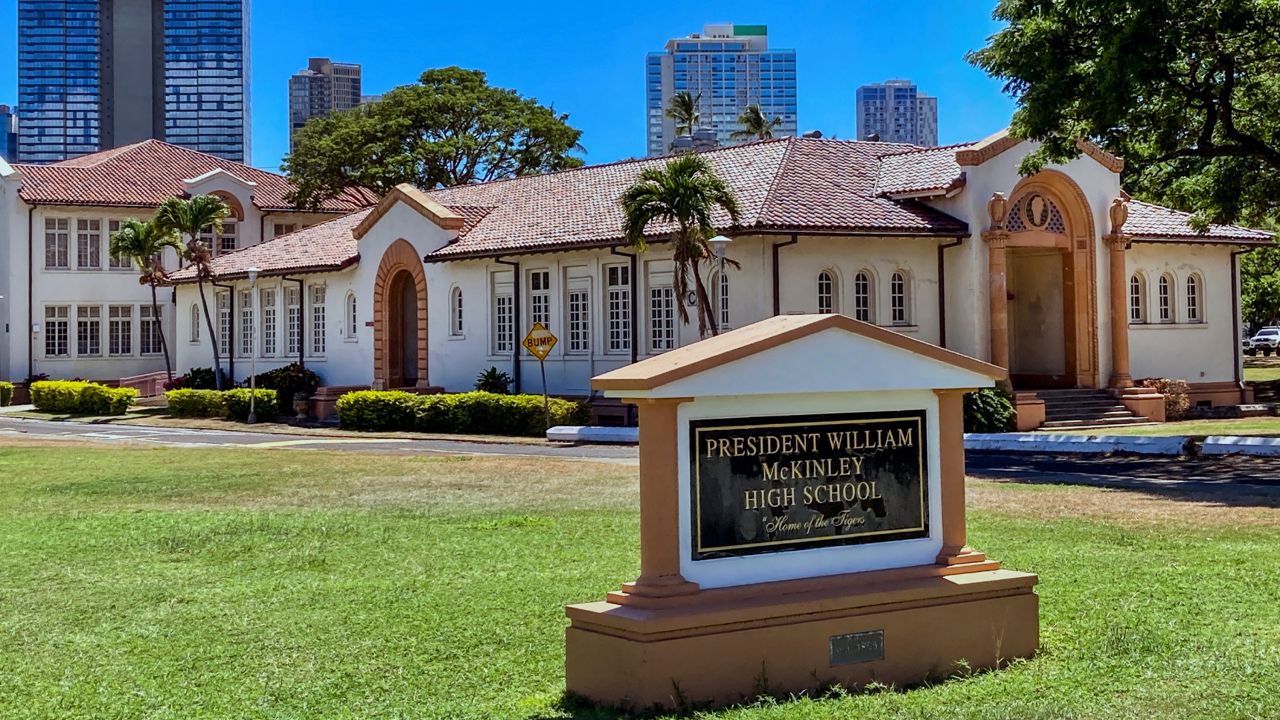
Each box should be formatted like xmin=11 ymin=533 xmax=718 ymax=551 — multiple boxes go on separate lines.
xmin=522 ymin=322 xmax=558 ymax=428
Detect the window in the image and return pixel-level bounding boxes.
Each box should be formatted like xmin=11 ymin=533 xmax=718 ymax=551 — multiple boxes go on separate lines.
xmin=202 ymin=221 xmax=238 ymax=255
xmin=449 ymin=287 xmax=464 ymax=337
xmin=1186 ymin=274 xmax=1202 ymax=323
xmin=107 ymin=220 xmax=130 ymax=270
xmin=1158 ymin=274 xmax=1174 ymax=323
xmin=529 ymin=270 xmax=551 ymax=327
xmin=817 ymin=270 xmax=836 ymax=314
xmin=286 ymin=287 xmax=301 ymax=356
xmin=890 ymin=271 xmax=909 ymax=326
xmin=190 ymin=304 xmax=201 ymax=343
xmin=273 ymin=222 xmax=298 ymax=237
xmin=605 ymin=265 xmax=632 ymax=354
xmin=141 ymin=306 xmax=163 ymax=356
xmin=714 ymin=271 xmax=730 ymax=329
xmin=217 ymin=292 xmax=232 ymax=355
xmin=239 ymin=289 xmax=254 ymax=356
xmin=494 ymin=294 xmax=514 ymax=354
xmin=568 ymin=287 xmax=590 ymax=353
xmin=649 ymin=286 xmax=675 ymax=352
xmin=1129 ymin=274 xmax=1147 ymax=323
xmin=854 ymin=271 xmax=873 ymax=323
xmin=77 ymin=219 xmax=101 ymax=269
xmin=108 ymin=305 xmax=132 ymax=356
xmin=45 ymin=218 xmax=69 ymax=269
xmin=262 ymin=289 xmax=278 ymax=356
xmin=345 ymin=292 xmax=358 ymax=340
xmin=310 ymin=285 xmax=326 ymax=355
xmin=44 ymin=306 xmax=69 ymax=357
xmin=77 ymin=305 xmax=102 ymax=356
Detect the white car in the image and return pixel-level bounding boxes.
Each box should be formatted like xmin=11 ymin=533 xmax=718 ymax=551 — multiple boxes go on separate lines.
xmin=1246 ymin=327 xmax=1280 ymax=356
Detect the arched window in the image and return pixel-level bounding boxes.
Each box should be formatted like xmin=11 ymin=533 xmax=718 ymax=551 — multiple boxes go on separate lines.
xmin=450 ymin=286 xmax=464 ymax=337
xmin=1158 ymin=273 xmax=1174 ymax=323
xmin=345 ymin=292 xmax=358 ymax=338
xmin=890 ymin=271 xmax=910 ymax=326
xmin=853 ymin=270 xmax=874 ymax=323
xmin=817 ymin=270 xmax=837 ymax=314
xmin=190 ymin=304 xmax=200 ymax=342
xmin=1186 ymin=274 xmax=1202 ymax=323
xmin=1129 ymin=273 xmax=1147 ymax=324
xmin=714 ymin=271 xmax=730 ymax=329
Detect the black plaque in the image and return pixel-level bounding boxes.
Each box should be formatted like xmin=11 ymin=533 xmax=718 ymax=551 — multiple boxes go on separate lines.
xmin=690 ymin=410 xmax=928 ymax=561
xmin=829 ymin=630 xmax=885 ymax=665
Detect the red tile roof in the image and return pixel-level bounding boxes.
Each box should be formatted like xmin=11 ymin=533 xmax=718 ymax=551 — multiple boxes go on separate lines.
xmin=875 ymin=143 xmax=975 ymax=196
xmin=1126 ymin=200 xmax=1272 ymax=243
xmin=14 ymin=139 xmax=377 ymax=213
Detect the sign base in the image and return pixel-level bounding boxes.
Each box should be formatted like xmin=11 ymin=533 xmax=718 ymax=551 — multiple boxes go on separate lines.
xmin=565 ymin=566 xmax=1038 ymax=711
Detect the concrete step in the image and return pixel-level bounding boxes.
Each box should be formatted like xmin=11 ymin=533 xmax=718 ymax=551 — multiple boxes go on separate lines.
xmin=1040 ymin=415 xmax=1151 ymax=429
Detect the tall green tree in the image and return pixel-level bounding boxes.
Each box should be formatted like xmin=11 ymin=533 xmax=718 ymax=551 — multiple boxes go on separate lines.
xmin=284 ymin=67 xmax=584 ymax=208
xmin=108 ymin=219 xmax=183 ymax=382
xmin=155 ymin=195 xmax=231 ymax=389
xmin=620 ymin=155 xmax=740 ymax=338
xmin=730 ymin=104 xmax=782 ymax=141
xmin=666 ymin=91 xmax=702 ymax=137
xmin=969 ymin=0 xmax=1280 ymax=228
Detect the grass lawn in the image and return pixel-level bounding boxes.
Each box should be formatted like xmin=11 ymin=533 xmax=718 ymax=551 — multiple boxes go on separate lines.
xmin=0 ymin=444 xmax=1277 ymax=719
xmin=1244 ymin=366 xmax=1280 ymax=383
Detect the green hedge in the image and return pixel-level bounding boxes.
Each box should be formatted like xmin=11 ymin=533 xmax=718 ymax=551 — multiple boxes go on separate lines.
xmin=337 ymin=391 xmax=590 ymax=437
xmin=964 ymin=387 xmax=1016 ymax=433
xmin=166 ymin=389 xmax=227 ymax=418
xmin=0 ymin=382 xmax=12 ymax=407
xmin=223 ymin=389 xmax=278 ymax=422
xmin=30 ymin=381 xmax=137 ymax=416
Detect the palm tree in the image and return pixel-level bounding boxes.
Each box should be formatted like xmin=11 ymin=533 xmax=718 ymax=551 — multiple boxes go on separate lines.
xmin=620 ymin=154 xmax=740 ymax=338
xmin=109 ymin=219 xmax=183 ymax=383
xmin=730 ymin=104 xmax=783 ymax=141
xmin=666 ymin=91 xmax=702 ymax=137
xmin=155 ymin=195 xmax=231 ymax=389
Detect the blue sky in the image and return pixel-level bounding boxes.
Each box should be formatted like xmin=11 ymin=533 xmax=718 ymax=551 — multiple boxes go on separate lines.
xmin=0 ymin=0 xmax=1015 ymax=171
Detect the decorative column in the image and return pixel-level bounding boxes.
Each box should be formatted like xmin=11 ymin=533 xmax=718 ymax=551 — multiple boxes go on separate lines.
xmin=984 ymin=192 xmax=1012 ymax=371
xmin=935 ymin=389 xmax=987 ymax=566
xmin=1106 ymin=198 xmax=1133 ymax=389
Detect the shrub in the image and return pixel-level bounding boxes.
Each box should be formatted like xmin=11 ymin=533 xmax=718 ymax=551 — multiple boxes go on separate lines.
xmin=184 ymin=367 xmax=220 ymax=390
xmin=474 ymin=367 xmax=512 ymax=394
xmin=1138 ymin=378 xmax=1192 ymax=420
xmin=338 ymin=390 xmax=590 ymax=437
xmin=247 ymin=363 xmax=321 ymax=415
xmin=30 ymin=381 xmax=137 ymax=415
xmin=0 ymin=382 xmax=12 ymax=407
xmin=223 ymin=389 xmax=279 ymax=422
xmin=165 ymin=389 xmax=227 ymax=418
xmin=963 ymin=387 xmax=1015 ymax=433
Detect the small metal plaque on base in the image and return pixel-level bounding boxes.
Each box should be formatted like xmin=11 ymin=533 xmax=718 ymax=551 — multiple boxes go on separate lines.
xmin=829 ymin=630 xmax=884 ymax=666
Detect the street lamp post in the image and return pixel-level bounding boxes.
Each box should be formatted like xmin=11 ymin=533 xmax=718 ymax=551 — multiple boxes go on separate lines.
xmin=247 ymin=267 xmax=260 ymax=424
xmin=708 ymin=235 xmax=732 ymax=331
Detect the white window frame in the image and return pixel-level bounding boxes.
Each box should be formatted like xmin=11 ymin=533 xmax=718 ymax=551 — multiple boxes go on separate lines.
xmin=566 ymin=280 xmax=591 ymax=354
xmin=1186 ymin=273 xmax=1203 ymax=323
xmin=77 ymin=218 xmax=102 ymax=270
xmin=449 ymin=286 xmax=464 ymax=338
xmin=648 ymin=285 xmax=675 ymax=353
xmin=285 ymin=286 xmax=302 ymax=357
xmin=1129 ymin=273 xmax=1147 ymax=324
xmin=493 ymin=294 xmax=514 ymax=355
xmin=817 ymin=270 xmax=837 ymax=314
xmin=239 ymin=289 xmax=254 ymax=357
xmin=45 ymin=218 xmax=70 ymax=269
xmin=77 ymin=305 xmax=102 ymax=357
xmin=854 ymin=270 xmax=874 ymax=323
xmin=527 ymin=270 xmax=552 ymax=356
xmin=190 ymin=304 xmax=201 ymax=343
xmin=344 ymin=292 xmax=358 ymax=342
xmin=108 ymin=305 xmax=133 ymax=357
xmin=217 ymin=291 xmax=232 ymax=356
xmin=107 ymin=220 xmax=132 ymax=270
xmin=262 ymin=288 xmax=278 ymax=356
xmin=605 ymin=264 xmax=632 ymax=355
xmin=309 ymin=285 xmax=327 ymax=356
xmin=140 ymin=305 xmax=163 ymax=356
xmin=1158 ymin=273 xmax=1174 ymax=323
xmin=890 ymin=270 xmax=910 ymax=326
xmin=45 ymin=305 xmax=70 ymax=357
xmin=714 ymin=270 xmax=730 ymax=330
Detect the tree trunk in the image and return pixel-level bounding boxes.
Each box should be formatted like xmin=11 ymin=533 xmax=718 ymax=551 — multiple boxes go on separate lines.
xmin=196 ymin=276 xmax=223 ymax=390
xmin=150 ymin=281 xmax=174 ymax=383
xmin=693 ymin=262 xmax=718 ymax=338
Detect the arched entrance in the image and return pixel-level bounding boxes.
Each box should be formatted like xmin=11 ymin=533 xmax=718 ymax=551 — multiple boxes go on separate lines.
xmin=373 ymin=239 xmax=428 ymax=389
xmin=996 ymin=171 xmax=1099 ymax=389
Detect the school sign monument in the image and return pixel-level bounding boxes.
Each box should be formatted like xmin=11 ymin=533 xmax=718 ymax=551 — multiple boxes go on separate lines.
xmin=565 ymin=314 xmax=1039 ymax=709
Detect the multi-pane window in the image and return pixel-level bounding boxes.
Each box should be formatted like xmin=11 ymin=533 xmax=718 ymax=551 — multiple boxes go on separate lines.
xmin=45 ymin=306 xmax=69 ymax=357
xmin=262 ymin=289 xmax=278 ymax=356
xmin=1129 ymin=274 xmax=1147 ymax=323
xmin=649 ymin=286 xmax=675 ymax=352
xmin=45 ymin=218 xmax=69 ymax=269
xmin=108 ymin=220 xmax=130 ymax=270
xmin=141 ymin=306 xmax=163 ymax=356
xmin=310 ymin=286 xmax=327 ymax=355
xmin=817 ymin=270 xmax=836 ymax=314
xmin=345 ymin=293 xmax=358 ymax=339
xmin=190 ymin=304 xmax=201 ymax=342
xmin=1186 ymin=275 xmax=1202 ymax=323
xmin=529 ymin=270 xmax=551 ymax=327
xmin=239 ymin=290 xmax=254 ymax=356
xmin=450 ymin=287 xmax=464 ymax=337
xmin=715 ymin=272 xmax=729 ymax=329
xmin=854 ymin=271 xmax=873 ymax=322
xmin=493 ymin=294 xmax=514 ymax=354
xmin=77 ymin=219 xmax=102 ymax=269
xmin=201 ymin=221 xmax=238 ymax=255
xmin=217 ymin=292 xmax=232 ymax=355
xmin=568 ymin=288 xmax=590 ymax=353
xmin=606 ymin=265 xmax=631 ymax=354
xmin=77 ymin=305 xmax=102 ymax=356
xmin=286 ymin=287 xmax=301 ymax=356
xmin=890 ymin=271 xmax=909 ymax=325
xmin=1158 ymin=274 xmax=1173 ymax=323
xmin=108 ymin=305 xmax=132 ymax=356
xmin=273 ymin=223 xmax=298 ymax=237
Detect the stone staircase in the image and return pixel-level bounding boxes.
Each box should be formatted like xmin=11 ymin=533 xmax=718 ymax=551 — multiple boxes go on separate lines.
xmin=1035 ymin=388 xmax=1154 ymax=430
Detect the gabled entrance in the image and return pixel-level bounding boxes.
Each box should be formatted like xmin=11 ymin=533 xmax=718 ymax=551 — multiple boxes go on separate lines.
xmin=373 ymin=239 xmax=429 ymax=389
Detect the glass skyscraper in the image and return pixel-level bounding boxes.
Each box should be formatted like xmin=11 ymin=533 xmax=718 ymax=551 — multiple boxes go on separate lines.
xmin=646 ymin=24 xmax=797 ymax=157
xmin=16 ymin=0 xmax=250 ymax=164
xmin=288 ymin=58 xmax=363 ymax=150
xmin=855 ymin=80 xmax=939 ymax=147
xmin=0 ymin=105 xmax=19 ymax=163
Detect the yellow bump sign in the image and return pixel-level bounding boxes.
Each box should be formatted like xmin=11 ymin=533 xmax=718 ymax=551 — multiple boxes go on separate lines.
xmin=522 ymin=322 xmax=558 ymax=361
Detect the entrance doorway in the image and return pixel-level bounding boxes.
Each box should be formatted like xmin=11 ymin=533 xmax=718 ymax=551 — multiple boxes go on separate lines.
xmin=1008 ymin=247 xmax=1068 ymax=388
xmin=373 ymin=238 xmax=429 ymax=390
xmin=387 ymin=270 xmax=419 ymax=388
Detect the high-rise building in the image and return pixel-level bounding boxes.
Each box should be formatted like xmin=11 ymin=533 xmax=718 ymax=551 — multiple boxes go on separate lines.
xmin=16 ymin=0 xmax=250 ymax=164
xmin=855 ymin=80 xmax=938 ymax=147
xmin=288 ymin=58 xmax=363 ymax=148
xmin=0 ymin=106 xmax=17 ymax=162
xmin=646 ymin=23 xmax=797 ymax=157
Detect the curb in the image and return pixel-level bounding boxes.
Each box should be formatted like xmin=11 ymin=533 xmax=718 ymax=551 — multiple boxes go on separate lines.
xmin=964 ymin=433 xmax=1190 ymax=456
xmin=547 ymin=425 xmax=640 ymax=444
xmin=1201 ymin=436 xmax=1280 ymax=456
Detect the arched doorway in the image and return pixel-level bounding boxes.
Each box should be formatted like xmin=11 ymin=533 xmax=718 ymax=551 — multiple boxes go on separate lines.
xmin=1003 ymin=171 xmax=1098 ymax=389
xmin=373 ymin=239 xmax=428 ymax=389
